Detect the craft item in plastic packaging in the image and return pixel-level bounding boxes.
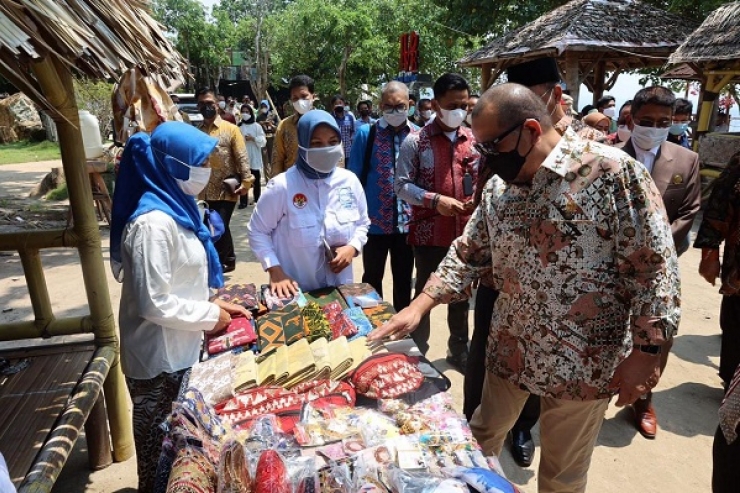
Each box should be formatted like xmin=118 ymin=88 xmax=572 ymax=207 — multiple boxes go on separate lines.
xmin=442 ymin=466 xmax=521 ymax=493
xmin=384 ymin=465 xmax=442 ymax=493
xmin=357 ymin=409 xmax=401 ymax=447
xmin=287 ymin=456 xmax=317 ymax=493
xmin=217 ymin=439 xmax=252 ymax=493
xmin=255 ymin=450 xmax=291 ymax=493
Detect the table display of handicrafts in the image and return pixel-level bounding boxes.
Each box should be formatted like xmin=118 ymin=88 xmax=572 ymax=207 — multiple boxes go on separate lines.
xmin=157 ymin=283 xmax=521 ymax=493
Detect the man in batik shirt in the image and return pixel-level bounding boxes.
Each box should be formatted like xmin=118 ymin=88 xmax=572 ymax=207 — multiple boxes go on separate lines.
xmin=370 ymin=84 xmax=680 ymax=493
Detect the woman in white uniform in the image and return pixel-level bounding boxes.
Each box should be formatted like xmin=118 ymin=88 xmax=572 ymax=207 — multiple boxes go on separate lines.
xmin=110 ymin=121 xmax=249 ymax=492
xmin=238 ymin=107 xmax=267 ymax=208
xmin=248 ymin=110 xmax=370 ymax=296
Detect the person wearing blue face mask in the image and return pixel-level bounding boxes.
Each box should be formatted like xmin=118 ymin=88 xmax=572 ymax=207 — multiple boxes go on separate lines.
xmin=617 ymin=85 xmax=701 ymax=440
xmin=248 ymin=110 xmax=370 ymax=297
xmin=110 ymin=121 xmax=250 ymax=492
xmin=667 ymin=98 xmax=693 ymax=149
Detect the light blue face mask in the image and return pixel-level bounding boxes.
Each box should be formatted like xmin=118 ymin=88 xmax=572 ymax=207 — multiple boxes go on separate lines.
xmin=669 ymin=123 xmax=689 ymax=136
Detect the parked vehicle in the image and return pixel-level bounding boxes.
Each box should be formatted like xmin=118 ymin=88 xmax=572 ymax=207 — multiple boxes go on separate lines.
xmin=170 ymin=93 xmax=203 ymax=127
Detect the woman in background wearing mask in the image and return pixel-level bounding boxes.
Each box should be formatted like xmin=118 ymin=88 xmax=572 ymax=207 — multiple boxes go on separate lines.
xmin=110 ymin=121 xmax=249 ymax=492
xmin=582 ymin=111 xmax=612 ymax=135
xmin=248 ymin=110 xmax=370 ymax=297
xmin=272 ymin=74 xmax=316 ymax=176
xmin=238 ymin=107 xmax=267 ymax=209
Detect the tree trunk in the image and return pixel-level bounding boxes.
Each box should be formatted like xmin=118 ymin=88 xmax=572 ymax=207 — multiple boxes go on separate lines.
xmin=338 ymin=45 xmax=352 ymax=96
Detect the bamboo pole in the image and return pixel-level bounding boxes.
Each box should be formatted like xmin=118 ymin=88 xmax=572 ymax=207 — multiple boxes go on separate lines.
xmin=0 ymin=229 xmax=79 ymax=251
xmin=565 ymin=51 xmax=582 ymax=111
xmin=19 ymin=250 xmax=54 ymax=327
xmin=0 ymin=317 xmax=94 ymax=341
xmin=18 ymin=346 xmax=114 ymax=493
xmin=30 ymin=56 xmax=134 ymax=463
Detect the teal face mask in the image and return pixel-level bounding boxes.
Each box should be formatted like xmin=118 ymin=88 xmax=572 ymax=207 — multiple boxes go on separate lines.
xmin=669 ymin=123 xmax=689 ymax=136
xmin=408 ymin=106 xmax=416 ymax=117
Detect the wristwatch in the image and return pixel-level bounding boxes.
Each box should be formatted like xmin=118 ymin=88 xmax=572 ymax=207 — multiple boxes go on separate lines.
xmin=634 ymin=344 xmax=662 ymax=355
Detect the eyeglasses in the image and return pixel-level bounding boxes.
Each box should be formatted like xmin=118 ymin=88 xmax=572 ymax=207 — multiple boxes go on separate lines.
xmin=474 ymin=119 xmax=534 ymax=158
xmin=381 ymin=104 xmax=408 ymax=113
xmin=635 ymin=118 xmax=671 ymax=129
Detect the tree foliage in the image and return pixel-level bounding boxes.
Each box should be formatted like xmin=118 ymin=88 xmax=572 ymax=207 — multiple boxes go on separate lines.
xmin=267 ymin=0 xmax=480 ymax=102
xmin=152 ymin=0 xmax=236 ymax=88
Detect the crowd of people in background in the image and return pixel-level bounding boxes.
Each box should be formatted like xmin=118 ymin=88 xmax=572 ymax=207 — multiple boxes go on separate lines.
xmin=130 ymin=61 xmax=740 ymax=493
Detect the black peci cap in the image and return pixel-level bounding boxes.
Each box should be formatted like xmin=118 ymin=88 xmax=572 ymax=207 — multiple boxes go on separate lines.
xmin=506 ymin=57 xmax=561 ymax=87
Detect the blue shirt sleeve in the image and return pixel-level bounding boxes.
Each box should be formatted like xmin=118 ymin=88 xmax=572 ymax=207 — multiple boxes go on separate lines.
xmin=348 ymin=124 xmax=369 ymax=178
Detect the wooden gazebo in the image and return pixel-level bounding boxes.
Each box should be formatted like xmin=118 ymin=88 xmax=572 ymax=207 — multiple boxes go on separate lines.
xmin=667 ymin=1 xmax=740 ymax=137
xmin=0 ymin=1 xmax=185 ymax=490
xmin=458 ymin=0 xmax=698 ymax=108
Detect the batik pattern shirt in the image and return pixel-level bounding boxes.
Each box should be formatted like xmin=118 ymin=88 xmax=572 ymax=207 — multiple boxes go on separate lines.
xmin=272 ymin=114 xmax=300 ymax=176
xmin=395 ymin=120 xmax=479 ymax=247
xmin=694 ymin=152 xmax=740 ymax=296
xmin=424 ymin=129 xmax=681 ymax=401
xmin=198 ymin=116 xmax=252 ymax=203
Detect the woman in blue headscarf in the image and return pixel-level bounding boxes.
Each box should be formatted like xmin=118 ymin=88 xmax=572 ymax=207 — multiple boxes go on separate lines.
xmin=248 ymin=110 xmax=370 ymax=297
xmin=110 ymin=121 xmax=250 ymax=492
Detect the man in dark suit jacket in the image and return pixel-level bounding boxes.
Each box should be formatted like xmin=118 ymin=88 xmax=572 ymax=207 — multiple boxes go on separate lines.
xmin=618 ymin=85 xmax=701 ymax=439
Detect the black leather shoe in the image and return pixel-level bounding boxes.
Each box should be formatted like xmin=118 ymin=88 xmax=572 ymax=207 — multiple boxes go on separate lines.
xmin=222 ymin=263 xmax=236 ymax=273
xmin=445 ymin=352 xmax=468 ymax=373
xmin=237 ymin=203 xmax=248 ymax=210
xmin=510 ymin=430 xmax=535 ymax=467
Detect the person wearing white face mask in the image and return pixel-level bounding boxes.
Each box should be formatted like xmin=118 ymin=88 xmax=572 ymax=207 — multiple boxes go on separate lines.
xmin=248 ymin=110 xmax=370 ymax=297
xmin=272 ymin=74 xmax=316 ymax=177
xmin=617 ymin=85 xmax=701 ymax=441
xmin=596 ymin=95 xmax=617 ymax=133
xmin=110 ymin=121 xmax=250 ymax=492
xmin=348 ymin=81 xmax=420 ymax=313
xmin=395 ymin=72 xmax=479 ymax=371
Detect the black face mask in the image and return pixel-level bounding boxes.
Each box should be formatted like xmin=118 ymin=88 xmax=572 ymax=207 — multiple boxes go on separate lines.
xmin=334 ymin=105 xmax=344 ymax=114
xmin=488 ymin=128 xmax=534 ymax=183
xmin=359 ymin=109 xmax=370 ymax=117
xmin=200 ymin=105 xmax=217 ymax=119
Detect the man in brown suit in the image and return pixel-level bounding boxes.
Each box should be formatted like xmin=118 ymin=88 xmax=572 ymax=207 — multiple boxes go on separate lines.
xmin=618 ymin=85 xmax=701 ymax=438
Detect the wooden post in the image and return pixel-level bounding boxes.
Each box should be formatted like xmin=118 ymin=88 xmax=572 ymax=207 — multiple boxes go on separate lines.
xmin=481 ymin=63 xmax=494 ymax=91
xmin=84 ymin=392 xmax=113 ymax=471
xmin=30 ymin=56 xmax=134 ymax=463
xmin=565 ymin=51 xmax=581 ymax=111
xmin=592 ymin=60 xmax=606 ymax=106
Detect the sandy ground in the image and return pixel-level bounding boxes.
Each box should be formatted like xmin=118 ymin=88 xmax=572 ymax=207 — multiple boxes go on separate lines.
xmin=0 ymin=160 xmax=724 ymax=493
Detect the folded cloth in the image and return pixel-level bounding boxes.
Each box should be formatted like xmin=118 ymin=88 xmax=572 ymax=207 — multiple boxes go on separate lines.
xmin=256 ymin=314 xmax=285 ymax=354
xmin=328 ymin=336 xmax=353 ymax=380
xmin=323 ymin=301 xmax=358 ymax=340
xmin=309 ymin=337 xmax=332 ymax=381
xmin=362 ymin=301 xmax=396 ymax=329
xmin=348 ymin=336 xmax=372 ymax=373
xmin=257 ymin=303 xmax=306 ymax=353
xmin=189 ymin=352 xmax=234 ymax=406
xmin=257 ymin=355 xmax=276 ymax=387
xmin=206 ymin=316 xmax=257 ymax=355
xmin=261 ymin=284 xmax=307 ymax=310
xmin=302 ymin=302 xmax=332 ymax=342
xmin=344 ymin=307 xmax=374 ymax=340
xmin=283 ymin=339 xmax=317 ymax=389
xmin=304 ymin=287 xmax=349 ymax=309
xmin=272 ymin=345 xmax=291 ymax=386
xmin=232 ymin=350 xmax=258 ymax=392
xmin=166 ymin=445 xmax=217 ymax=493
xmin=338 ymin=282 xmax=381 ymax=308
xmin=216 ymin=283 xmax=259 ymax=311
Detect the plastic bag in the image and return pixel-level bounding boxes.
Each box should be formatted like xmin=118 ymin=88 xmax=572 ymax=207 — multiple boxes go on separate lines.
xmin=255 ymin=450 xmax=291 ymax=493
xmin=384 ymin=465 xmax=441 ymax=493
xmin=286 ymin=456 xmax=317 ymax=493
xmin=217 ymin=439 xmax=251 ymax=493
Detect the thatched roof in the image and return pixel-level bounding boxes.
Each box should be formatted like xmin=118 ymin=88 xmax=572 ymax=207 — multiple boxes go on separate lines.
xmin=669 ymin=1 xmax=740 ymax=64
xmin=0 ymin=0 xmax=185 ymax=111
xmin=460 ymin=0 xmax=699 ymax=68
